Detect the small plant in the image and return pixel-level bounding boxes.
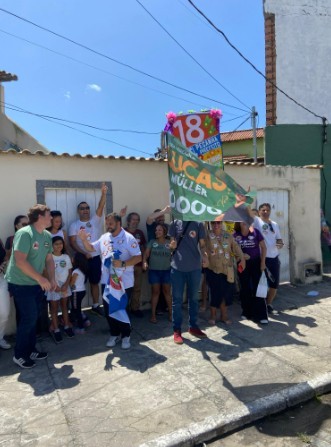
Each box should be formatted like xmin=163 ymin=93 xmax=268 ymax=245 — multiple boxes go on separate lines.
xmin=297 ymin=432 xmax=311 ymax=444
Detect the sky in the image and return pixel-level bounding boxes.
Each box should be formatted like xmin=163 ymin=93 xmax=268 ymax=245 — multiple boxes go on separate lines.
xmin=0 ymin=0 xmax=266 ymax=158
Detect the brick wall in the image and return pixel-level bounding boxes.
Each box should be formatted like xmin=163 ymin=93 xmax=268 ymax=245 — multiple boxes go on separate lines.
xmin=265 ymin=12 xmax=276 ymax=125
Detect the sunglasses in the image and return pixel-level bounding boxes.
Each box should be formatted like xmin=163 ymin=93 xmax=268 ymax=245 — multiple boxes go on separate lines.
xmin=79 ymin=206 xmax=90 ymax=211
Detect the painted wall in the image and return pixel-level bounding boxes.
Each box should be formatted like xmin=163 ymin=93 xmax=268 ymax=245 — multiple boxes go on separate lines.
xmin=0 ymin=86 xmax=49 ymax=153
xmin=265 ymin=124 xmax=331 ymax=223
xmin=0 ymin=151 xmax=321 ymax=283
xmin=222 ymin=138 xmax=264 ymax=159
xmin=225 ymin=163 xmax=322 ymax=283
xmin=0 ymin=153 xmax=169 ymax=239
xmin=264 ymin=0 xmax=331 ymax=124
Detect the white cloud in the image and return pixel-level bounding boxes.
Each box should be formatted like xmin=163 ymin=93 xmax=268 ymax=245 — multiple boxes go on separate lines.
xmin=87 ymin=83 xmax=102 ymax=93
xmin=64 ymin=91 xmax=71 ymax=100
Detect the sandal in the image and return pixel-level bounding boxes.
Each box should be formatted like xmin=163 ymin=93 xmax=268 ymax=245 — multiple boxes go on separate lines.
xmin=150 ymin=317 xmax=157 ymax=324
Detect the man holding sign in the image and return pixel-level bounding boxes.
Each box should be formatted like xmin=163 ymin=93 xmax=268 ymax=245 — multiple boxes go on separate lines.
xmin=169 ymin=220 xmax=209 ymax=344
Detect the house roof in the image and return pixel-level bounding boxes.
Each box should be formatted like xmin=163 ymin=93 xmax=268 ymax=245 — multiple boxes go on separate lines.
xmin=0 ymin=148 xmax=322 ymax=168
xmin=221 ymin=128 xmax=264 ymax=142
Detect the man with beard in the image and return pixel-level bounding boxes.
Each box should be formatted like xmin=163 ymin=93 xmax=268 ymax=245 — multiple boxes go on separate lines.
xmin=78 ymin=213 xmax=141 ymax=349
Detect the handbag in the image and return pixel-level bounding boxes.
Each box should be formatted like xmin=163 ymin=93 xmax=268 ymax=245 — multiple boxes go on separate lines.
xmin=256 ymin=271 xmax=268 ymax=298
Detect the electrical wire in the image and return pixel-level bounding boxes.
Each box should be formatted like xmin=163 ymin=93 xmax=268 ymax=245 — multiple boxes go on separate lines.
xmin=4 ymin=103 xmax=155 ymax=156
xmin=187 ymin=0 xmax=326 ymax=121
xmin=1 ymin=99 xmax=249 ymax=134
xmin=220 ymin=115 xmax=251 ymax=141
xmin=3 ymin=98 xmax=251 ymax=158
xmin=1 ymin=100 xmax=159 ymax=134
xmin=135 ymin=0 xmax=251 ymax=111
xmin=0 ymin=28 xmax=236 ymax=114
xmin=0 ymin=8 xmax=249 ymax=113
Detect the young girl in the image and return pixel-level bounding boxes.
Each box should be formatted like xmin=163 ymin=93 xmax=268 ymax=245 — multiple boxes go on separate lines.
xmin=47 ymin=210 xmax=70 ymax=254
xmin=70 ymin=253 xmax=89 ymax=334
xmin=47 ymin=236 xmax=74 ymax=343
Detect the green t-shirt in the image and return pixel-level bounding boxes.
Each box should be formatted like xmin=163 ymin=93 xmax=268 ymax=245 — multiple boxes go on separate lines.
xmin=5 ymin=225 xmax=52 ymax=286
xmin=147 ymin=239 xmax=171 ymax=271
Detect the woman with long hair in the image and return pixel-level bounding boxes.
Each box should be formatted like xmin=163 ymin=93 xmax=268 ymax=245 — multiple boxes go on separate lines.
xmin=233 ymin=221 xmax=268 ymax=324
xmin=143 ymin=223 xmax=172 ymax=324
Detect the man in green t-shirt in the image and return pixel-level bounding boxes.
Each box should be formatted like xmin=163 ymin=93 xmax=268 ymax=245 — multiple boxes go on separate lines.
xmin=5 ymin=204 xmax=56 ymax=369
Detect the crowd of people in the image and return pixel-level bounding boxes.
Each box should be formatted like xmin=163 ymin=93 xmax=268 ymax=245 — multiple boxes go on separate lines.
xmin=0 ymin=183 xmax=284 ymax=368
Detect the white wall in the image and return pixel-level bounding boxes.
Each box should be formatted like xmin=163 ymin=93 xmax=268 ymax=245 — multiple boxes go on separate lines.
xmin=225 ymin=163 xmax=322 ymax=281
xmin=0 ymin=86 xmax=49 ymax=153
xmin=264 ymin=0 xmax=331 ymax=124
xmin=0 ymin=151 xmax=321 ymax=285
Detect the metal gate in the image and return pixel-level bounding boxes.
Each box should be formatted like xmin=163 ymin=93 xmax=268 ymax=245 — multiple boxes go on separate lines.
xmin=45 ymin=186 xmax=105 ymax=306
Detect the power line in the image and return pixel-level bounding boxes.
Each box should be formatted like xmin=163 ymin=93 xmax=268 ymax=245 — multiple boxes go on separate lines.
xmin=222 ymin=113 xmax=251 ymax=124
xmin=221 ymin=115 xmax=251 ymax=141
xmin=0 ymin=8 xmax=249 ymax=113
xmin=1 ymin=100 xmax=159 ymax=135
xmin=3 ymin=103 xmax=155 ymax=156
xmin=3 ymin=99 xmax=251 ymax=157
xmin=2 ymin=99 xmax=248 ymax=143
xmin=135 ymin=0 xmax=251 ymax=111
xmin=0 ymin=28 xmax=231 ymax=114
xmin=2 ymin=99 xmax=246 ymax=129
xmin=187 ymin=0 xmax=326 ymax=121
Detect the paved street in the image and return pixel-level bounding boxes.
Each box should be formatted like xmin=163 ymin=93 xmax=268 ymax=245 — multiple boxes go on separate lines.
xmin=1 ymin=279 xmax=331 ymax=446
xmin=208 ymin=393 xmax=331 ymax=447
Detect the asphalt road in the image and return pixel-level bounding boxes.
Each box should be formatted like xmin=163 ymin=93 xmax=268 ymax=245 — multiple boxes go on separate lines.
xmin=206 ymin=392 xmax=331 ymax=447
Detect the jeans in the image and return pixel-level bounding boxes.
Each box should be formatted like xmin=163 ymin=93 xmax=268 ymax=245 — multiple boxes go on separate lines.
xmin=8 ymin=283 xmax=43 ymax=360
xmin=170 ymin=268 xmax=201 ymax=331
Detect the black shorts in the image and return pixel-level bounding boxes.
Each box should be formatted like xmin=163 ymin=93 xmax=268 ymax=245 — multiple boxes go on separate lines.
xmin=206 ymin=269 xmax=234 ymax=307
xmin=265 ymin=256 xmax=280 ymax=289
xmin=87 ymin=256 xmax=102 ymax=284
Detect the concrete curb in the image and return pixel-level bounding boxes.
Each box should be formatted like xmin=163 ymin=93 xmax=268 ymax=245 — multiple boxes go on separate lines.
xmin=139 ymin=372 xmax=331 ymax=447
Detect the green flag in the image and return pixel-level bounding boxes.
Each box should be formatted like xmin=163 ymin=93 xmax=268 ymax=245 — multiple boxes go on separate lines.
xmin=167 ymin=133 xmax=253 ymax=222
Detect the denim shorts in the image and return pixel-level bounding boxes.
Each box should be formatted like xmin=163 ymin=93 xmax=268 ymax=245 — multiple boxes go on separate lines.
xmin=148 ymin=269 xmax=171 ymax=285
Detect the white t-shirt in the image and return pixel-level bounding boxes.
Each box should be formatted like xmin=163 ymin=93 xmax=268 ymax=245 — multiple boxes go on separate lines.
xmin=47 ymin=253 xmax=72 ymax=300
xmin=51 ymin=229 xmax=65 ymax=239
xmin=254 ymin=216 xmax=282 ymax=258
xmin=69 ymin=215 xmax=103 ymax=257
xmin=71 ymin=268 xmax=86 ymax=292
xmin=92 ymin=228 xmax=141 ymax=290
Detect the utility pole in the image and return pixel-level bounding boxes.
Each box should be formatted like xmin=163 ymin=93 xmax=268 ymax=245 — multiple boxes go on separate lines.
xmin=251 ymin=106 xmax=258 ymax=162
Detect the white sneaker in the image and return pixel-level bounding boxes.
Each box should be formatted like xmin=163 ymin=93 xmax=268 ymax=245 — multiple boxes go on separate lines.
xmin=0 ymin=338 xmax=11 ymax=350
xmin=260 ymin=319 xmax=269 ymax=324
xmin=106 ymin=335 xmax=121 ymax=347
xmin=121 ymin=336 xmax=131 ymax=350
